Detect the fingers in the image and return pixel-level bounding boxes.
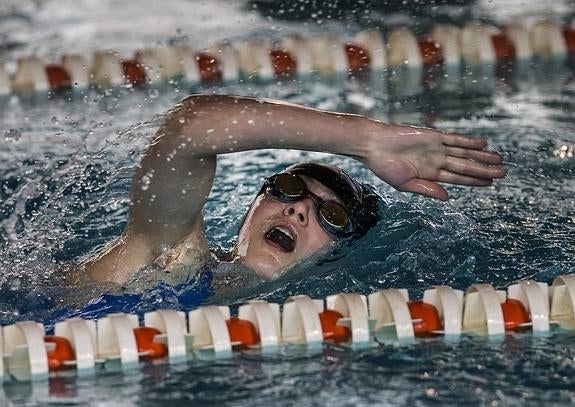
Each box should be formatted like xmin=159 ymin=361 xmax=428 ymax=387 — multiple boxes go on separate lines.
xmin=437 ymin=170 xmax=494 ymax=186
xmin=398 ymin=179 xmax=449 ymax=201
xmin=443 ymin=156 xmax=507 ymax=180
xmin=446 ymin=146 xmax=504 ymax=165
xmin=440 ymin=132 xmax=488 ymax=150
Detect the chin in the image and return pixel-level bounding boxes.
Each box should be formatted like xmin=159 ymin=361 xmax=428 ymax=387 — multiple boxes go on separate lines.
xmin=238 ymin=251 xmax=290 ymax=280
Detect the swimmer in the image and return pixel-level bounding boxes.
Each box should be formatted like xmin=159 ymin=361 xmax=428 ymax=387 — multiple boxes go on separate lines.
xmin=85 ymin=94 xmax=506 ymax=284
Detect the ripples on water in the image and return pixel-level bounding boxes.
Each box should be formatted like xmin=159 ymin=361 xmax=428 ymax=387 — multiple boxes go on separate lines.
xmin=1 ymin=0 xmax=575 ymax=405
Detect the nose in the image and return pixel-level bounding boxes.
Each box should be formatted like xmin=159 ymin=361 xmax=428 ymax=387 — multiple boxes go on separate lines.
xmin=282 ymin=199 xmax=313 ymax=225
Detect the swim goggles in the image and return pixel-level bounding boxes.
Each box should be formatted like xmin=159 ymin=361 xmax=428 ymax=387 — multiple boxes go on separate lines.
xmin=261 ymin=173 xmax=353 ymax=238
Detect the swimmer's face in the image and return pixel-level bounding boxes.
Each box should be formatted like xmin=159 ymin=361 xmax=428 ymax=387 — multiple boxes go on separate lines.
xmin=235 ymin=176 xmax=341 ymax=279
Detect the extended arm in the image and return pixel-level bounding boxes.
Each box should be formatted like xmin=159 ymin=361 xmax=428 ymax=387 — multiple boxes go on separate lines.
xmin=87 ymin=94 xmax=505 ymax=283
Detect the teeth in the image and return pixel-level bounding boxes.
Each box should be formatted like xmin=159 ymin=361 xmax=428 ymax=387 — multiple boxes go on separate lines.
xmin=275 ymin=226 xmax=293 ymax=240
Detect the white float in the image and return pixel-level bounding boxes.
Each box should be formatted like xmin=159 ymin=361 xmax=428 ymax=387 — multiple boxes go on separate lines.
xmin=54 ymin=317 xmax=97 ymax=372
xmin=238 ymin=300 xmax=281 ymax=350
xmin=431 ymin=25 xmax=462 ymax=67
xmin=0 ymin=60 xmax=10 ymax=95
xmin=91 ymin=50 xmax=124 ymax=87
xmin=237 ymin=38 xmax=274 ymax=80
xmin=326 ymin=293 xmax=371 ymax=345
xmin=11 ymin=56 xmax=50 ymax=93
xmin=96 ymin=313 xmax=139 ymax=367
xmin=463 ymin=284 xmax=506 ymax=335
xmin=423 ymin=286 xmax=464 ymax=335
xmin=144 ymin=309 xmax=188 ymax=362
xmin=460 ymin=22 xmax=497 ymax=66
xmin=308 ymin=35 xmax=349 ymax=75
xmin=530 ymin=19 xmax=567 ymax=59
xmin=504 ymin=23 xmax=533 ymax=60
xmin=507 ymin=280 xmax=549 ymax=332
xmin=208 ymin=41 xmax=239 ymax=82
xmin=3 ymin=321 xmax=48 ymax=381
xmin=550 ymin=274 xmax=575 ymax=329
xmin=387 ymin=27 xmax=423 ymax=68
xmin=281 ymin=295 xmax=324 ymax=346
xmin=188 ymin=305 xmax=232 ymax=358
xmin=62 ymin=54 xmax=90 ymax=88
xmin=281 ymin=35 xmax=314 ymax=76
xmin=368 ymin=288 xmax=414 ymax=341
xmin=354 ymin=29 xmax=387 ymax=70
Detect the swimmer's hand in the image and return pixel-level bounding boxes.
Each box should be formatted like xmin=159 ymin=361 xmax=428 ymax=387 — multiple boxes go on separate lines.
xmin=363 ymin=125 xmax=507 ymax=201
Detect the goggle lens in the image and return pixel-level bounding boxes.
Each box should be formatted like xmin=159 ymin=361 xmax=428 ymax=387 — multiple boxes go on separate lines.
xmin=265 ymin=173 xmax=351 ymax=236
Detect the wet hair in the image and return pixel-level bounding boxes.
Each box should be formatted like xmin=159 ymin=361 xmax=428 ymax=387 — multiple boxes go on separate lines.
xmin=281 ymin=162 xmax=381 ymax=240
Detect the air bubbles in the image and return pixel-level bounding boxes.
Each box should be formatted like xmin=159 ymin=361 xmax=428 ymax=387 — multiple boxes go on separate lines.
xmin=8 ymin=277 xmax=21 ymax=291
xmin=148 ymin=88 xmax=159 ymax=99
xmin=4 ymin=128 xmax=21 ymax=142
xmin=553 ymin=144 xmax=574 ymax=159
xmin=140 ymin=171 xmax=154 ymax=191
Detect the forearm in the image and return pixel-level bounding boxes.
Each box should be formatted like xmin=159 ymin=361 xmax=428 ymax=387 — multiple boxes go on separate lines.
xmin=162 ymin=94 xmax=392 ymax=161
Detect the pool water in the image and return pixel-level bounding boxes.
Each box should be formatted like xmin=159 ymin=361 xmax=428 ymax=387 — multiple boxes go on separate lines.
xmin=1 ymin=0 xmax=575 ymax=405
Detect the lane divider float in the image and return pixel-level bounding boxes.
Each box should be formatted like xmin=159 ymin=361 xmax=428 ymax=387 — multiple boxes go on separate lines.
xmin=3 ymin=18 xmax=575 ymax=96
xmin=1 ymin=274 xmax=574 ymax=382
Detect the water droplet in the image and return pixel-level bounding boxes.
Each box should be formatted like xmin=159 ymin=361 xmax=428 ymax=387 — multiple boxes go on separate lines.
xmin=9 ymin=278 xmax=21 ymax=291
xmin=148 ymin=88 xmax=159 ymax=99
xmin=141 ymin=173 xmax=153 ymax=191
xmin=4 ymin=129 xmax=21 ymax=142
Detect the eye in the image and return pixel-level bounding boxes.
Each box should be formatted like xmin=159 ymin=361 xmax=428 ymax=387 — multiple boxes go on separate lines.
xmin=274 ymin=174 xmax=305 ymax=197
xmin=319 ymin=202 xmax=349 ymax=228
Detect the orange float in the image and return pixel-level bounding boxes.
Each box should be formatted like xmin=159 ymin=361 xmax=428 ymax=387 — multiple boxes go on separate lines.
xmin=491 ymin=33 xmax=516 ymax=61
xmin=345 ymin=43 xmax=370 ymax=74
xmin=226 ymin=317 xmax=260 ymax=349
xmin=270 ymin=49 xmax=297 ymax=77
xmin=319 ymin=309 xmax=351 ymax=343
xmin=45 ymin=65 xmax=72 ymax=90
xmin=121 ymin=60 xmax=147 ymax=85
xmin=407 ymin=301 xmax=442 ymax=337
xmin=196 ymin=52 xmax=222 ymax=83
xmin=44 ymin=336 xmax=75 ymax=371
xmin=133 ymin=326 xmax=169 ymax=360
xmin=418 ymin=38 xmax=443 ymax=66
xmin=563 ymin=28 xmax=575 ymax=54
xmin=501 ymin=299 xmax=530 ymax=331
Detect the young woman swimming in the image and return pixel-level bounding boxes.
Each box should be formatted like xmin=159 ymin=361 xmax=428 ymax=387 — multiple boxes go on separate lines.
xmin=85 ymin=94 xmax=507 ymax=284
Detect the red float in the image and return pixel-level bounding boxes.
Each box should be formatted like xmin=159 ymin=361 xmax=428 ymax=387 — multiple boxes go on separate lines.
xmin=133 ymin=326 xmax=169 ymax=360
xmin=418 ymin=38 xmax=443 ymax=66
xmin=345 ymin=43 xmax=370 ymax=74
xmin=45 ymin=65 xmax=72 ymax=90
xmin=44 ymin=336 xmax=75 ymax=371
xmin=407 ymin=301 xmax=443 ymax=337
xmin=196 ymin=52 xmax=222 ymax=83
xmin=319 ymin=309 xmax=351 ymax=343
xmin=563 ymin=28 xmax=575 ymax=54
xmin=226 ymin=317 xmax=260 ymax=349
xmin=501 ymin=299 xmax=530 ymax=331
xmin=121 ymin=60 xmax=147 ymax=85
xmin=491 ymin=33 xmax=516 ymax=61
xmin=270 ymin=49 xmax=297 ymax=77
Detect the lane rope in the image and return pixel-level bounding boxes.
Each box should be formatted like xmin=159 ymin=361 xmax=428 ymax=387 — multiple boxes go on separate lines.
xmin=1 ymin=273 xmax=574 ymax=382
xmin=1 ymin=18 xmax=575 ymax=96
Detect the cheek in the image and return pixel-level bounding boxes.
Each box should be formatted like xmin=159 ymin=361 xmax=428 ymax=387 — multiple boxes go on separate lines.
xmin=238 ymin=197 xmax=279 ymax=240
xmin=303 ymin=222 xmax=334 ymax=254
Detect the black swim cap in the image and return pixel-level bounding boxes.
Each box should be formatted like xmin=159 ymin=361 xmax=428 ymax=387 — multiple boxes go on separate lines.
xmin=282 ymin=162 xmax=380 ymax=239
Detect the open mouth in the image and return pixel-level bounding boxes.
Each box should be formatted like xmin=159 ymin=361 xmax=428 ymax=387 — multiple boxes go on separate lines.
xmin=264 ymin=225 xmax=296 ymax=253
